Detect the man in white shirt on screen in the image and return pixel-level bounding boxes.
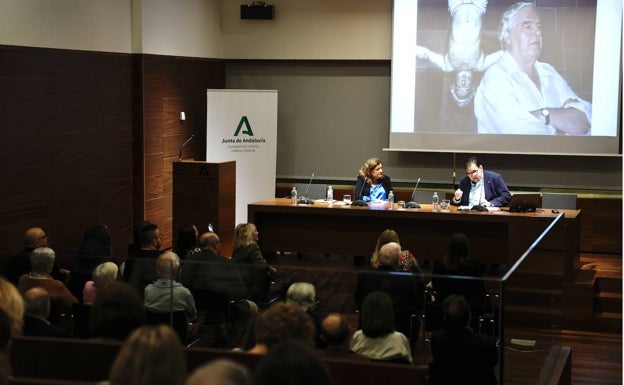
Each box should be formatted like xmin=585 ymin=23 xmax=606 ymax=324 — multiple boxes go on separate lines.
xmin=474 ymin=2 xmax=592 ymax=135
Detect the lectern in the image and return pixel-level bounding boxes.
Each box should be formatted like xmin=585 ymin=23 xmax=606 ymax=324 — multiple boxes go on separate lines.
xmin=173 ymin=161 xmax=236 ymax=256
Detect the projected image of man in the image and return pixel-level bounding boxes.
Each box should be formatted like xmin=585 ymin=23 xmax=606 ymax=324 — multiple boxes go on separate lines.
xmin=474 ymin=2 xmax=592 ymax=135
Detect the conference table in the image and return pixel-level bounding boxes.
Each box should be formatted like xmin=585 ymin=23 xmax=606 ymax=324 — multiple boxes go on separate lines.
xmin=247 ymin=198 xmax=581 ymax=276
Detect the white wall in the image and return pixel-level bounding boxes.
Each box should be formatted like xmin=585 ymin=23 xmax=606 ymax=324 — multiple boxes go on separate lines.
xmin=0 ymin=0 xmax=392 ymax=59
xmin=220 ymin=0 xmax=392 ymax=59
xmin=0 ymin=0 xmax=133 ymax=53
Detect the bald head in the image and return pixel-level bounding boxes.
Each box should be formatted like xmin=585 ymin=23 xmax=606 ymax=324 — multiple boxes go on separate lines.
xmin=24 ymin=227 xmax=47 ymax=248
xmin=379 ymin=241 xmax=401 ymax=268
xmin=156 ymin=251 xmax=181 ymax=279
xmin=320 ymin=312 xmax=351 ymax=346
xmin=199 ymin=232 xmax=221 ymax=250
xmin=24 ymin=287 xmax=51 ymax=318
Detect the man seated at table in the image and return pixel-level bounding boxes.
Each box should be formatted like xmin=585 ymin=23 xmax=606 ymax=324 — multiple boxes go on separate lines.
xmin=451 ymin=156 xmax=511 ymax=208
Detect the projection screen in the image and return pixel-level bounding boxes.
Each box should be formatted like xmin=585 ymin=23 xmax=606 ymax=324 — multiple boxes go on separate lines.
xmin=389 ymin=0 xmax=622 ymax=156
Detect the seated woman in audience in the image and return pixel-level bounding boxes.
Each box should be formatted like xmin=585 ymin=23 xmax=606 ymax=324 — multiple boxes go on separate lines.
xmin=231 ymin=223 xmax=278 ymax=301
xmin=286 ymin=282 xmax=325 ymax=348
xmin=430 ymin=233 xmax=486 ymax=330
xmin=106 ymin=324 xmax=186 ymax=385
xmin=349 ymin=291 xmax=413 ymax=363
xmin=370 ymin=229 xmax=420 ymax=272
xmin=173 ymin=224 xmax=201 ymax=260
xmin=83 ymin=262 xmax=119 ymax=306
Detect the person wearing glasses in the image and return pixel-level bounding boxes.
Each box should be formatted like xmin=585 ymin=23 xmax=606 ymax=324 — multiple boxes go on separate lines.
xmin=451 ymin=156 xmax=510 ymax=207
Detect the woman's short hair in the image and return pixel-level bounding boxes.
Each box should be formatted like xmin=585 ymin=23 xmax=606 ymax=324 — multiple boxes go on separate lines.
xmin=92 ymin=262 xmax=119 ymax=288
xmin=233 ymin=223 xmax=257 ymax=249
xmin=29 ymin=247 xmax=55 ymax=273
xmin=286 ymin=282 xmax=317 ymax=311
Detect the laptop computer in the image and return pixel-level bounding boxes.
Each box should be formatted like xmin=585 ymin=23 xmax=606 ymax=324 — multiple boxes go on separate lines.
xmin=508 ymin=193 xmax=542 ymax=213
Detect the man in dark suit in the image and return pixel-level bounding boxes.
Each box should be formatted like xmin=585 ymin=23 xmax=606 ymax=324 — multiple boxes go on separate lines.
xmin=355 ymin=242 xmax=425 ymax=342
xmin=429 ymin=294 xmax=499 ymax=385
xmin=451 ymin=156 xmax=511 ymax=207
xmin=181 ymin=231 xmax=257 ymax=347
xmin=124 ymin=222 xmax=163 ymax=292
xmin=22 ymin=287 xmax=68 ymax=337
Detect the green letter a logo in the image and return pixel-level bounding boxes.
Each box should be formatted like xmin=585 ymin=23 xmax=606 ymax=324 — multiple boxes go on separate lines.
xmin=233 ymin=116 xmax=254 ymax=136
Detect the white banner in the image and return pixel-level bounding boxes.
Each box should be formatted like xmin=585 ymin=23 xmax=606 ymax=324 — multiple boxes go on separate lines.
xmin=206 ymin=89 xmax=278 ymax=227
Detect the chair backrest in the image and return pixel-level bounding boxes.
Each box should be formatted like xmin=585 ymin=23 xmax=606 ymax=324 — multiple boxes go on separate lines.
xmin=191 ymin=289 xmax=233 ymax=324
xmin=144 ymin=309 xmax=188 ymax=343
xmin=295 ymin=183 xmax=327 ymax=200
xmin=541 ymin=193 xmax=577 ymax=209
xmin=72 ymin=303 xmax=92 ymax=339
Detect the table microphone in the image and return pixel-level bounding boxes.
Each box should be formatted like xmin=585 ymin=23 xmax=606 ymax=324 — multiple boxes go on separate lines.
xmin=351 ymin=177 xmax=368 ymax=206
xmin=299 ymin=172 xmax=315 ymax=205
xmin=405 ymin=177 xmax=421 ymax=208
xmin=471 ymin=182 xmax=488 ymax=211
xmin=178 ymin=134 xmax=195 ymax=161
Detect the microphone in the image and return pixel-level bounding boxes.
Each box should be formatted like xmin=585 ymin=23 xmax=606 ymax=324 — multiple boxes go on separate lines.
xmin=471 ymin=181 xmax=488 ymax=211
xmin=178 ymin=134 xmax=195 ymax=161
xmin=405 ymin=177 xmax=421 ymax=209
xmin=299 ymin=172 xmax=315 ymax=205
xmin=351 ymin=177 xmax=368 ymax=207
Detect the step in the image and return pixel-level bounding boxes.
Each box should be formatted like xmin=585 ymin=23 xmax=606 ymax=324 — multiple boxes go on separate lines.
xmin=596 ymin=276 xmax=622 ymax=294
xmin=504 ymin=287 xmax=563 ymax=308
xmin=594 ymin=291 xmax=622 ymax=313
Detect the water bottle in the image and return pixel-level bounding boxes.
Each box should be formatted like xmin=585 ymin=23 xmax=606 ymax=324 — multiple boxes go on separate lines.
xmin=432 ymin=191 xmax=439 ymax=211
xmin=291 ymin=187 xmax=298 ymax=205
xmin=388 ymin=190 xmax=394 ymax=210
xmin=327 ymin=185 xmax=333 ymax=202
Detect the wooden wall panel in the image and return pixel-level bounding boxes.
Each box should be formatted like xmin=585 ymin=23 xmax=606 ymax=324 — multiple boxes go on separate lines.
xmin=0 ymin=46 xmax=134 ymax=258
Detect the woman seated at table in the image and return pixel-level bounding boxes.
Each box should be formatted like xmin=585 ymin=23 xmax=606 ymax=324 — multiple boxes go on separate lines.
xmin=354 ymin=157 xmax=394 ymax=203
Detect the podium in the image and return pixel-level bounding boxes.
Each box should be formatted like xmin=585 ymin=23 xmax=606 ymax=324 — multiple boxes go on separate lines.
xmin=173 ymin=161 xmax=236 ymax=256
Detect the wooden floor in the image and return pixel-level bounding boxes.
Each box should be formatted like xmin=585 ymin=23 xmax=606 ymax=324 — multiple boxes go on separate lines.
xmin=271 ymin=252 xmax=622 ymax=385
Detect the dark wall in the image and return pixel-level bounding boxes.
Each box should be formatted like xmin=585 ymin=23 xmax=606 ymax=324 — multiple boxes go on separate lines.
xmin=0 ymin=46 xmax=226 ymax=265
xmin=0 ymin=45 xmax=134 ymax=259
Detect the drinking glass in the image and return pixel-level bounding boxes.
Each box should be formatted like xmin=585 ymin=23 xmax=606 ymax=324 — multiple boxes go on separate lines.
xmin=440 ymin=199 xmax=450 ymax=211
xmin=343 ymin=194 xmax=352 ymax=205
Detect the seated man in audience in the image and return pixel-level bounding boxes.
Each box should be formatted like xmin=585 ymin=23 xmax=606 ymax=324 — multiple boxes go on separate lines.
xmin=124 ymin=222 xmax=163 ymax=292
xmin=355 ymin=242 xmax=425 ymax=340
xmin=318 ymin=312 xmax=369 ymax=361
xmin=17 ymin=247 xmax=78 ymax=322
xmin=22 ymin=287 xmax=68 ymax=337
xmin=144 ymin=251 xmax=198 ymax=323
xmin=286 ymin=282 xmax=325 ymax=349
xmin=429 ymin=294 xmax=498 ymax=385
xmin=181 ymin=231 xmax=257 ymax=347
xmin=6 ymin=227 xmax=68 ymax=285
xmin=187 ymin=359 xmax=252 ymax=385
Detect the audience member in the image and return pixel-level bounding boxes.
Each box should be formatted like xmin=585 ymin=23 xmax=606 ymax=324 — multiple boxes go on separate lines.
xmin=106 ymin=324 xmax=187 ymax=385
xmin=246 ymin=302 xmax=315 ymax=355
xmin=0 ymin=309 xmax=12 ymax=385
xmin=254 ymin=340 xmax=333 ymax=385
xmin=355 ymin=242 xmax=425 ymax=341
xmin=354 ymin=157 xmax=394 ymax=203
xmin=174 ymin=224 xmax=201 ymax=260
xmin=430 ymin=233 xmax=486 ymax=330
xmin=350 ymin=291 xmax=413 ymax=363
xmin=429 ymin=295 xmax=498 ymax=385
xmin=68 ymin=224 xmax=114 ymax=301
xmin=186 ymin=359 xmax=252 ymax=385
xmin=22 ymin=287 xmax=68 ymax=337
xmin=370 ymin=229 xmax=420 ymax=272
xmin=83 ymin=261 xmax=119 ymax=306
xmin=318 ymin=313 xmax=369 ymax=361
xmin=17 ymin=247 xmax=78 ymax=318
xmin=286 ymin=282 xmax=325 ymax=349
xmin=124 ymin=222 xmax=163 ymax=292
xmin=90 ymin=281 xmax=144 ymax=341
xmin=6 ymin=227 xmax=67 ymax=285
xmin=144 ymin=251 xmax=197 ymax=323
xmin=0 ymin=278 xmax=24 ymax=340
xmin=451 ymin=156 xmax=511 ymax=208
xmin=232 ymin=223 xmax=278 ymax=302
xmin=181 ymin=231 xmax=257 ymax=347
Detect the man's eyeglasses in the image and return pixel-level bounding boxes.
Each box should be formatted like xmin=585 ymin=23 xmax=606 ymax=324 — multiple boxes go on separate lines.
xmin=466 ymin=169 xmax=479 ymax=176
